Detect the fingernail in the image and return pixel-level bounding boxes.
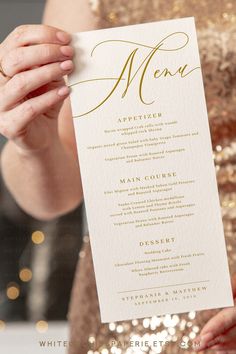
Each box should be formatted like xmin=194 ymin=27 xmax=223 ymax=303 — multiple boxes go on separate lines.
xmin=60 ymin=45 xmax=74 ymax=57
xmin=60 ymin=60 xmax=73 ymax=71
xmin=192 ymin=332 xmax=214 ymax=351
xmin=58 ymin=86 xmax=70 ymax=96
xmin=56 ymin=31 xmax=71 ymax=44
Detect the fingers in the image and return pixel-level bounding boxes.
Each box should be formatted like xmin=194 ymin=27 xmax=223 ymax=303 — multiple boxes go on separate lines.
xmin=195 ymin=325 xmax=236 ymax=351
xmin=0 ymin=60 xmax=73 ymax=110
xmin=0 ymin=85 xmax=70 ymax=140
xmin=192 ymin=332 xmax=215 ymax=351
xmin=201 ymin=307 xmax=236 ymax=336
xmin=1 ymin=43 xmax=74 ymax=78
xmin=213 ymin=343 xmax=236 ymax=352
xmin=5 ymin=25 xmax=71 ymax=51
xmin=193 ymin=308 xmax=236 ymax=352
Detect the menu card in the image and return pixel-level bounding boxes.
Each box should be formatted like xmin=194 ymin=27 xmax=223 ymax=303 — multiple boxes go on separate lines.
xmin=68 ymin=17 xmax=233 ymax=323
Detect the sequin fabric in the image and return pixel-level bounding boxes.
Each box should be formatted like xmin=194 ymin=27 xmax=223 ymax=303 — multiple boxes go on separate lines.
xmin=68 ymin=1 xmax=236 ymax=353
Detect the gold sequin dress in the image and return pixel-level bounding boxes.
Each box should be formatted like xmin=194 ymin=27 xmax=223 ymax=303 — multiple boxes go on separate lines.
xmin=68 ymin=1 xmax=236 ymax=353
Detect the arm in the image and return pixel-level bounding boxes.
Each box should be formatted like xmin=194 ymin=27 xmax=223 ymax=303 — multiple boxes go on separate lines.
xmin=0 ymin=0 xmax=98 ymax=220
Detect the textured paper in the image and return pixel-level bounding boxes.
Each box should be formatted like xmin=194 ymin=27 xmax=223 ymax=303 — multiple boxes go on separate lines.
xmin=68 ymin=17 xmax=233 ymax=323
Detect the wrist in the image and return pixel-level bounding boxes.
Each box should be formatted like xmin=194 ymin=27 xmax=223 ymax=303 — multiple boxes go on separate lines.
xmin=9 ymin=137 xmax=64 ymax=161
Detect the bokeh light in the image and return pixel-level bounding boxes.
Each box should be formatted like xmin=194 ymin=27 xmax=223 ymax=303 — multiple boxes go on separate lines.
xmin=31 ymin=231 xmax=45 ymax=244
xmin=35 ymin=320 xmax=48 ymax=333
xmin=0 ymin=320 xmax=6 ymax=331
xmin=19 ymin=268 xmax=32 ymax=282
xmin=6 ymin=283 xmax=20 ymax=300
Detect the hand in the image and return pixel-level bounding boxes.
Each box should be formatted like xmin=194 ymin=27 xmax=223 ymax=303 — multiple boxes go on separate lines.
xmin=192 ymin=273 xmax=236 ymax=353
xmin=0 ymin=24 xmax=74 ymax=153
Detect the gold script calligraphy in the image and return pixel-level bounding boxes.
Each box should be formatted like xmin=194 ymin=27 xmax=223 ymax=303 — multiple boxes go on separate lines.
xmin=70 ymin=32 xmax=200 ymax=118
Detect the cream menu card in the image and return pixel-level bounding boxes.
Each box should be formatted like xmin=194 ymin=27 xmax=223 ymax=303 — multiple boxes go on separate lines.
xmin=68 ymin=17 xmax=233 ymax=323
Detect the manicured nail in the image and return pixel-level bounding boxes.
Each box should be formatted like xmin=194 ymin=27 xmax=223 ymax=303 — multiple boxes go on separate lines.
xmin=58 ymin=86 xmax=70 ymax=96
xmin=60 ymin=60 xmax=73 ymax=71
xmin=192 ymin=332 xmax=214 ymax=351
xmin=56 ymin=31 xmax=71 ymax=44
xmin=60 ymin=46 xmax=74 ymax=57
